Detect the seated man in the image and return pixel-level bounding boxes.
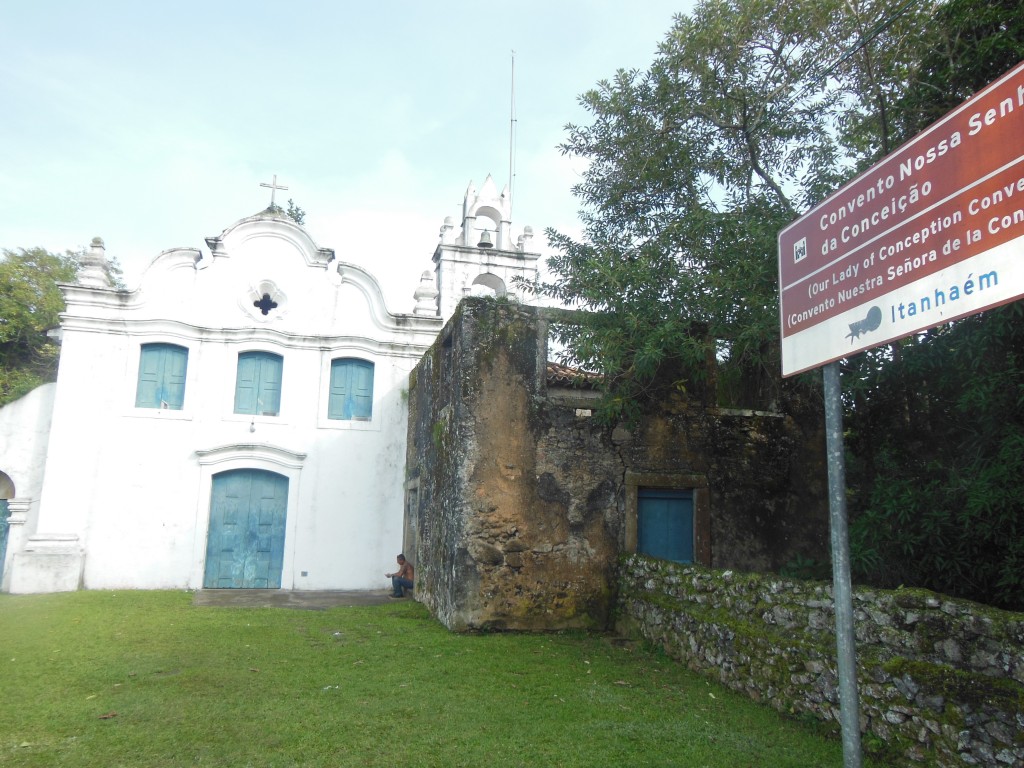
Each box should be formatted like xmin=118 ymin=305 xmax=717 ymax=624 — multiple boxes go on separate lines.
xmin=386 ymin=554 xmax=414 ymax=598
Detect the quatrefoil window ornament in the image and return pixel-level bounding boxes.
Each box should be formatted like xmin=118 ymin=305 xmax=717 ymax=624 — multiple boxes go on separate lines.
xmin=254 ymin=293 xmax=278 ymax=316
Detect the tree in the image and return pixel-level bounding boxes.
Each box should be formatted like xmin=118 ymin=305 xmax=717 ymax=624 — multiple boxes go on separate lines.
xmin=0 ymin=248 xmax=80 ymax=405
xmin=285 ymin=199 xmax=306 ymax=226
xmin=844 ymin=304 xmax=1024 ymax=609
xmin=527 ymin=0 xmax=963 ymax=422
xmin=824 ymin=0 xmax=932 ymax=166
xmin=526 ymin=0 xmax=856 ymax=422
xmin=891 ymin=0 xmax=1024 ymax=145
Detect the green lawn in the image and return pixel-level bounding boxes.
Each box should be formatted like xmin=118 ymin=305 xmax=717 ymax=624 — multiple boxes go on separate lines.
xmin=0 ymin=591 xmax=872 ymax=767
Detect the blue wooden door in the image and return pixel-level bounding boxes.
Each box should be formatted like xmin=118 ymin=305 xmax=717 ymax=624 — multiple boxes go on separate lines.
xmin=0 ymin=499 xmax=9 ymax=577
xmin=638 ymin=488 xmax=694 ymax=563
xmin=204 ymin=470 xmax=288 ymax=588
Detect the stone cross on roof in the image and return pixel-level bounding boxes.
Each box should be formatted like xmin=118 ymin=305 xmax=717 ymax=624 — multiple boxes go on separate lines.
xmin=260 ymin=174 xmax=289 ymax=208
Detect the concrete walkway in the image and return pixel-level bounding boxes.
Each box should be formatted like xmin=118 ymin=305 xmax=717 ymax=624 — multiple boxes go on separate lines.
xmin=192 ymin=589 xmax=399 ymax=610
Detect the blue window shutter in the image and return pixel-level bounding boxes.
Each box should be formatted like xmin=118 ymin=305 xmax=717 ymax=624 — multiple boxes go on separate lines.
xmin=329 ymin=358 xmax=374 ymax=420
xmin=327 ymin=361 xmax=348 ymax=419
xmin=234 ymin=352 xmax=283 ymax=415
xmin=136 ymin=350 xmax=163 ymax=408
xmin=135 ymin=343 xmax=188 ymax=409
xmin=351 ymin=361 xmax=373 ymax=418
xmin=258 ymin=354 xmax=282 ymax=416
xmin=638 ymin=488 xmax=694 ymax=564
xmin=234 ymin=354 xmax=259 ymax=414
xmin=163 ymin=346 xmax=187 ymax=407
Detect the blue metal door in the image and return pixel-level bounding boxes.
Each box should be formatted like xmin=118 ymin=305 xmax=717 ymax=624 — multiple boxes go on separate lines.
xmin=638 ymin=488 xmax=694 ymax=563
xmin=204 ymin=469 xmax=288 ymax=588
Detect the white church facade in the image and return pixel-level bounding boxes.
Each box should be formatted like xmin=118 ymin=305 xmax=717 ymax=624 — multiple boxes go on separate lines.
xmin=0 ymin=175 xmax=539 ymax=593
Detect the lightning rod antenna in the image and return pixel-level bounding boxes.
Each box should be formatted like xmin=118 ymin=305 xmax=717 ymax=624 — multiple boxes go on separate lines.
xmin=508 ymin=50 xmax=517 ymax=218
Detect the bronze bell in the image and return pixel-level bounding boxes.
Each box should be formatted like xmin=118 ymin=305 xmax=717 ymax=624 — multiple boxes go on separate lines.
xmin=477 ymin=230 xmax=494 ymax=249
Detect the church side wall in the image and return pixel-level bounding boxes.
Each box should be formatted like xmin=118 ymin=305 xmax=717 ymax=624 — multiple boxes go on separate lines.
xmin=0 ymin=383 xmax=56 ymax=510
xmin=0 ymin=383 xmax=57 ymax=588
xmin=444 ymin=303 xmax=620 ymax=631
xmin=406 ymin=301 xmax=641 ymax=630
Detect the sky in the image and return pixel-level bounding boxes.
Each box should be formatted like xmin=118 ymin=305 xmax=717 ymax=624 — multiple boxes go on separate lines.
xmin=0 ymin=1 xmax=694 ymax=312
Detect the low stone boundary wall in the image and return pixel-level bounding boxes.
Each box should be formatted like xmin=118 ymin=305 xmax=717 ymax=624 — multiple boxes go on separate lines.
xmin=615 ymin=556 xmax=1023 ymax=767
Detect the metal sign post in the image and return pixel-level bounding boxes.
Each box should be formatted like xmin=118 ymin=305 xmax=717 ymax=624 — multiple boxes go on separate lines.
xmin=823 ymin=361 xmax=862 ymax=768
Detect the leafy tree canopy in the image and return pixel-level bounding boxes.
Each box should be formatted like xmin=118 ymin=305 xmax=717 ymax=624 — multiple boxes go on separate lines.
xmin=0 ymin=247 xmax=80 ymax=405
xmin=285 ymin=198 xmax=306 ymax=226
xmin=845 ymin=303 xmax=1024 ymax=609
xmin=525 ymin=0 xmax=938 ymax=422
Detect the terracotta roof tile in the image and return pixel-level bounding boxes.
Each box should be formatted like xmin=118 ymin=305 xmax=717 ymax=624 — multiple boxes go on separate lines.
xmin=546 ymin=361 xmax=602 ymax=388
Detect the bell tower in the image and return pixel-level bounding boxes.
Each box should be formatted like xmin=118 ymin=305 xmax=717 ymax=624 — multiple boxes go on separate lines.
xmin=432 ymin=174 xmax=540 ymax=321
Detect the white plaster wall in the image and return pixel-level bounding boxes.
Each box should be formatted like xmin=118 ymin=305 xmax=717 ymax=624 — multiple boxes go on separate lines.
xmin=288 ymin=370 xmax=414 ymax=589
xmin=434 ymin=244 xmax=540 ymax=322
xmin=0 ymin=383 xmax=57 ymax=586
xmin=0 ymin=383 xmax=56 ymax=506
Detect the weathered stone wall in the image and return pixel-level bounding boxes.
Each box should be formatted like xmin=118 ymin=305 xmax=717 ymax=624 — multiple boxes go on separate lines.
xmin=406 ymin=299 xmax=830 ymax=631
xmin=406 ymin=300 xmax=621 ymax=630
xmin=616 ymin=555 xmax=1024 ymax=768
xmin=615 ymin=397 xmax=828 ymax=573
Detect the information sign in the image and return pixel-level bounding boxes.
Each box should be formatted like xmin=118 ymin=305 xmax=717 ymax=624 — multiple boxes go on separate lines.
xmin=778 ymin=61 xmax=1024 ymax=376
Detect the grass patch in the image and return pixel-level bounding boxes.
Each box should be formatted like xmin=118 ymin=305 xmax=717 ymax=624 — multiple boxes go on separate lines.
xmin=0 ymin=591 xmax=876 ymax=767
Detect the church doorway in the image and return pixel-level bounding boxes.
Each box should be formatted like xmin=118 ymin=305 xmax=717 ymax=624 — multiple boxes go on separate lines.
xmin=203 ymin=469 xmax=288 ymax=588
